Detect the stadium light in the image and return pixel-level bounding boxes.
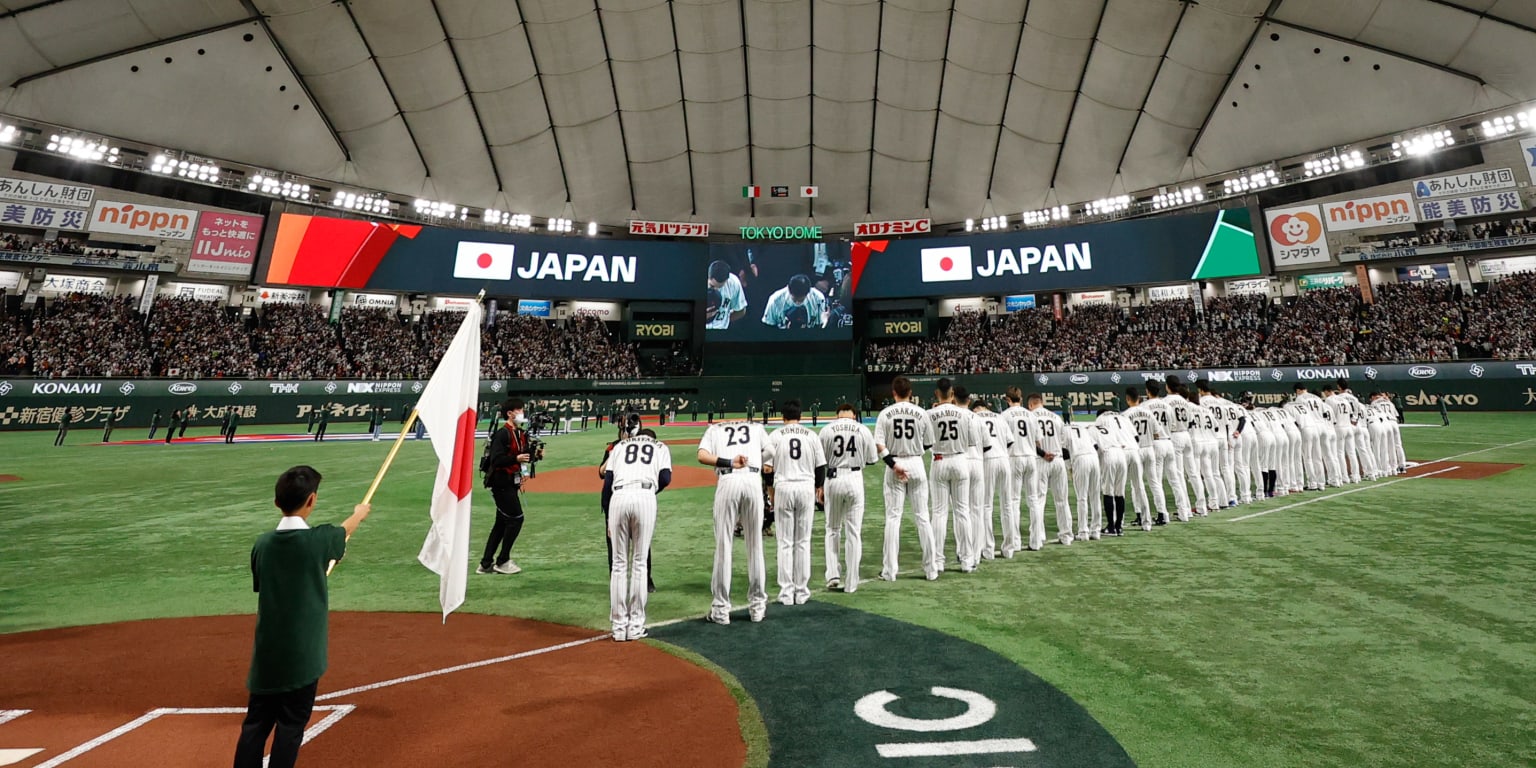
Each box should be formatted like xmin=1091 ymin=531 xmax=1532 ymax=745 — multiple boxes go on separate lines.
xmin=964 ymin=218 xmax=974 ymax=232
xmin=1222 ymin=168 xmax=1279 ymax=195
xmin=1480 ymin=113 xmax=1530 ymax=137
xmin=547 ymin=217 xmax=574 ymax=233
xmin=1392 ymin=129 xmax=1453 ymax=158
xmin=1151 ymin=185 xmax=1205 ymax=210
xmin=0 ymin=123 xmax=16 ymax=144
xmin=1084 ymin=195 xmax=1132 ymax=216
xmin=332 ymin=190 xmax=392 ymax=215
xmin=45 ymin=134 xmax=118 ymax=163
xmin=979 ymin=214 xmax=1007 ymax=231
xmin=484 ymin=210 xmax=533 ymax=229
xmin=1020 ymin=206 xmax=1070 ymax=227
xmin=248 ymin=174 xmax=310 ymax=201
xmin=587 ymin=221 xmax=598 ymax=236
xmin=413 ymin=199 xmax=459 ymax=218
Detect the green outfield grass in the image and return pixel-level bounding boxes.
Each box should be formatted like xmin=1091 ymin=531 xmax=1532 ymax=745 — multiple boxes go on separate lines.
xmin=2 ymin=412 xmax=1533 ymax=768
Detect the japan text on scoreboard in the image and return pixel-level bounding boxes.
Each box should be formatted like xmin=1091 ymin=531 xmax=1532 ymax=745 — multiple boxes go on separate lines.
xmin=854 ymin=218 xmax=931 ymax=238
xmin=628 ymin=220 xmax=710 ymax=238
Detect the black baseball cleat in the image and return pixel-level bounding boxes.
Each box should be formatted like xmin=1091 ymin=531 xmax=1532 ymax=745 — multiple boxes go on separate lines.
xmin=647 ymin=578 xmax=657 ymax=594
xmin=734 ymin=523 xmax=744 ymax=538
xmin=1154 ymin=515 xmax=1169 ymax=526
xmin=1130 ymin=516 xmax=1144 ymax=527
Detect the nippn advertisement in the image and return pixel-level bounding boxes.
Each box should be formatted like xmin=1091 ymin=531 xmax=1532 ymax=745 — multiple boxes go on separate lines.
xmin=1265 ymin=205 xmax=1331 ymax=268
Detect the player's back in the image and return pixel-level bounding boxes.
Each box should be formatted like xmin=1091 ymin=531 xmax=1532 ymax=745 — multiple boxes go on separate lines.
xmin=699 ymin=420 xmax=767 ymax=470
xmin=1000 ymin=405 xmax=1032 ymax=456
xmin=974 ymin=410 xmax=1011 ymax=455
xmin=820 ymin=417 xmax=877 ymax=470
xmin=607 ymin=435 xmax=671 ymax=486
xmin=876 ymin=401 xmax=931 ymax=457
xmin=1123 ymin=404 xmax=1156 ymax=448
xmin=927 ymin=403 xmax=970 ymax=455
xmin=1066 ymin=423 xmax=1098 ymax=457
xmin=1029 ymin=408 xmax=1065 ymax=454
xmin=766 ymin=423 xmax=824 ymax=482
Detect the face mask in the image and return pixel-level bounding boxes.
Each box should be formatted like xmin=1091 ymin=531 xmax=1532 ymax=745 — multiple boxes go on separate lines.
xmin=513 ymin=412 xmax=528 ymax=425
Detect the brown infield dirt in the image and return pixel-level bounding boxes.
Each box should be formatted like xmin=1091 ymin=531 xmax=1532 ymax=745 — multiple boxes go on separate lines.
xmin=0 ymin=612 xmax=745 ymax=768
xmin=1404 ymin=460 xmax=1522 ymax=480
xmin=525 ymin=465 xmax=720 ymax=494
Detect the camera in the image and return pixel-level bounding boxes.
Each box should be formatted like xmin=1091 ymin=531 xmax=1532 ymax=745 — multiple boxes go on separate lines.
xmin=527 ymin=436 xmax=547 ymax=464
xmin=528 ymin=410 xmax=558 ymax=435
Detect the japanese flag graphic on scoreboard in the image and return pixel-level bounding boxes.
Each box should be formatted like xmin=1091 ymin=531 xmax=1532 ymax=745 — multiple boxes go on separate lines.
xmin=920 ymin=246 xmax=974 ymax=282
xmin=454 ymin=241 xmax=516 ymax=281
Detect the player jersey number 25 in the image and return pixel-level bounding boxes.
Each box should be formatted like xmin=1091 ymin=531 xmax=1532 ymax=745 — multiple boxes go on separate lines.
xmin=937 ymin=421 xmax=959 ymax=441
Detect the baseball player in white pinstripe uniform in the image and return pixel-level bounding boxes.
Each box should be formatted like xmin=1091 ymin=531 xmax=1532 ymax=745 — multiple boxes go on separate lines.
xmin=1162 ymin=380 xmax=1205 ymax=519
xmin=1026 ymin=393 xmax=1074 ymax=548
xmin=970 ymin=396 xmax=1013 ymax=561
xmin=927 ymin=379 xmax=974 ymax=572
xmin=1064 ymin=421 xmax=1101 ymax=540
xmin=603 ymin=429 xmax=672 ymax=641
xmin=697 ymin=419 xmax=771 ymax=624
xmin=876 ymin=376 xmax=939 ymax=581
xmin=998 ymin=387 xmax=1036 ymax=558
xmin=819 ymin=403 xmax=877 ymax=592
xmin=1141 ymin=381 xmax=1186 ymax=523
xmin=954 ymin=386 xmax=990 ymax=571
xmin=764 ymin=400 xmax=827 ymax=606
xmin=1092 ymin=410 xmax=1137 ymax=536
xmin=1122 ymin=388 xmax=1167 ymax=527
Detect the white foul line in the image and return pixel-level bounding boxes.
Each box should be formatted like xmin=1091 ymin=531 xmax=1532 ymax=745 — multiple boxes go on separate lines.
xmin=1229 ymin=467 xmax=1460 ymax=522
xmin=1229 ymin=433 xmax=1536 ymax=523
xmin=0 ymin=711 xmax=29 ymax=727
xmin=316 ymin=612 xmax=705 ymax=702
xmin=27 ymin=706 xmax=355 ymax=767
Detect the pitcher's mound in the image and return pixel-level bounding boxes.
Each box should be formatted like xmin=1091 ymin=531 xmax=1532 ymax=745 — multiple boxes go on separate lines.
xmin=525 ymin=465 xmax=720 ymax=493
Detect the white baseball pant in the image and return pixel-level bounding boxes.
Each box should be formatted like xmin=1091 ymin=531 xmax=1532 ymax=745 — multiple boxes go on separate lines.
xmin=929 ymin=455 xmax=971 ymax=571
xmin=1155 ymin=439 xmax=1188 ymax=520
xmin=1001 ymin=456 xmax=1035 ymax=557
xmin=711 ymin=474 xmax=767 ymax=622
xmin=1172 ymin=432 xmax=1205 ymax=516
xmin=882 ymin=457 xmax=937 ymax=579
xmin=609 ymin=489 xmax=656 ymax=639
xmin=980 ymin=457 xmax=1008 ymax=560
xmin=824 ymin=469 xmax=865 ymax=592
xmin=1027 ymin=457 xmax=1073 ymax=548
xmin=1140 ymin=444 xmax=1168 ymax=521
xmin=773 ymin=482 xmax=815 ymax=604
xmin=1071 ymin=455 xmax=1101 ymax=537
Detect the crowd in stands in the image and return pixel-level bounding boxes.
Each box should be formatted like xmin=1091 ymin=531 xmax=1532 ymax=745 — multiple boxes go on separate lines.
xmin=0 ymin=296 xmax=647 ymax=380
xmin=3 ymin=275 xmax=1533 ymax=380
xmin=1351 ymin=217 xmax=1536 ymax=252
xmin=864 ymin=274 xmax=1536 ymax=374
xmin=0 ymin=234 xmax=127 ymax=260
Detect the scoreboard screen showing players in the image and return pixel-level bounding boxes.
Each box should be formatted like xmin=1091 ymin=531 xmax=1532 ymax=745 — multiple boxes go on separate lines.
xmin=704 ymin=242 xmax=854 ymax=342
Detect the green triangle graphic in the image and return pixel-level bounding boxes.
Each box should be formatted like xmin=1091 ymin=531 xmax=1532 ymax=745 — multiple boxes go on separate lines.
xmin=1192 ymin=210 xmax=1262 ymax=280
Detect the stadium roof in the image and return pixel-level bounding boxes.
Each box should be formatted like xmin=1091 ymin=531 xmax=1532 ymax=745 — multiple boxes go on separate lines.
xmin=0 ymin=0 xmax=1532 ymax=230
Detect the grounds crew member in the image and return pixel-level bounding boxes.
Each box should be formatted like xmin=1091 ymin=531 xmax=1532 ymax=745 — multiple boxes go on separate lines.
xmin=54 ymin=410 xmax=71 ymax=446
xmin=226 ymin=409 xmax=241 ymax=444
xmin=147 ymin=409 xmax=162 ymax=440
xmin=313 ymin=409 xmax=329 ymax=442
xmin=818 ymin=402 xmax=877 ymax=592
xmin=233 ymin=465 xmax=371 ymax=768
xmin=165 ymin=409 xmax=181 ymax=444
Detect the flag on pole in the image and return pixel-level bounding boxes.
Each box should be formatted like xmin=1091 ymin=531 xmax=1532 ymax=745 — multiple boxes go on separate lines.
xmin=800 ymin=185 xmax=819 ymax=198
xmin=414 ymin=300 xmax=484 ymax=619
xmin=742 ymin=185 xmax=761 ymax=198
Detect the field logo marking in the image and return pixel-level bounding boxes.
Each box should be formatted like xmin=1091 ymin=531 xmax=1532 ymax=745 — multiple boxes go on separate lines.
xmin=856 ymin=686 xmax=1039 ymax=760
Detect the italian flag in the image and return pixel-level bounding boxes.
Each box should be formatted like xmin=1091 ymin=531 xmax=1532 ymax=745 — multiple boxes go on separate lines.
xmin=742 ymin=185 xmax=761 ymax=198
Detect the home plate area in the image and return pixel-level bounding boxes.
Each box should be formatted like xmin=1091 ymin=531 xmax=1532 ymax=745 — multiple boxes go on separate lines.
xmin=0 ymin=613 xmax=744 ymax=767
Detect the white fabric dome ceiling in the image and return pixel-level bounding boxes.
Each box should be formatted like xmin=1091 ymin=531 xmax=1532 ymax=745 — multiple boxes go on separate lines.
xmin=0 ymin=0 xmax=1532 ymax=230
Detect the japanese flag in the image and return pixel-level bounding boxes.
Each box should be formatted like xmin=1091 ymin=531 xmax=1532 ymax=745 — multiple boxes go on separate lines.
xmin=800 ymin=186 xmax=819 ymax=198
xmin=920 ymin=246 xmax=974 ymax=283
xmin=454 ymin=241 xmax=515 ymax=281
xmin=415 ymin=301 xmax=483 ymax=619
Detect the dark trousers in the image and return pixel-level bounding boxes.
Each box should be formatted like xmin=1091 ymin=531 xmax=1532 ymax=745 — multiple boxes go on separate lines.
xmin=314 ymin=424 xmax=327 ymax=441
xmin=480 ymin=486 xmax=525 ymax=568
xmin=179 ymin=423 xmax=189 ymax=437
xmin=148 ymin=424 xmax=159 ymax=439
xmin=232 ymin=680 xmax=317 ymax=768
xmin=54 ymin=428 xmax=67 ymax=446
xmin=165 ymin=424 xmax=176 ymax=443
xmin=226 ymin=425 xmax=237 ymax=444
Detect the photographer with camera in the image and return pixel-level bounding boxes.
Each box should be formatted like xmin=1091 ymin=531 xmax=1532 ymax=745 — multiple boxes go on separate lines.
xmin=477 ymin=398 xmax=543 ymax=576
